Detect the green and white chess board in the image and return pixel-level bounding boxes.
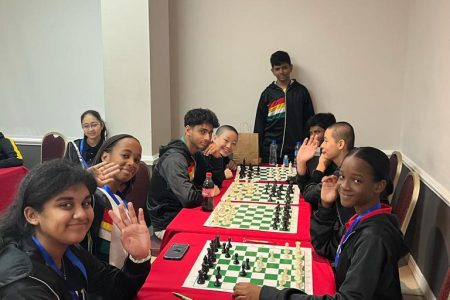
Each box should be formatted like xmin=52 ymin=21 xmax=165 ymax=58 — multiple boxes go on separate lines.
xmin=237 ymin=165 xmax=296 ymax=182
xmin=221 ymin=181 xmax=300 ymax=205
xmin=182 ymin=241 xmax=313 ymax=294
xmin=204 ymin=203 xmax=298 ymax=234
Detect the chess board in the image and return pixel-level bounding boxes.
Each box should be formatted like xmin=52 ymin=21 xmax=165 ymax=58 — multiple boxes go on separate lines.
xmin=182 ymin=241 xmax=313 ymax=294
xmin=204 ymin=203 xmax=299 ymax=233
xmin=221 ymin=182 xmax=300 ymax=205
xmin=237 ymin=166 xmax=296 ymax=182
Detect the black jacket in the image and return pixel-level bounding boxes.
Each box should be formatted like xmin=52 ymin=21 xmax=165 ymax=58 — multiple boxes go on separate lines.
xmin=194 ymin=154 xmax=230 ymax=188
xmin=254 ymin=80 xmax=314 ymax=163
xmin=0 ymin=237 xmax=150 ymax=300
xmin=64 ymin=138 xmax=104 ymax=168
xmin=147 ymin=139 xmax=202 ymax=231
xmin=260 ymin=204 xmax=408 ymax=300
xmin=0 ymin=132 xmax=23 ymax=168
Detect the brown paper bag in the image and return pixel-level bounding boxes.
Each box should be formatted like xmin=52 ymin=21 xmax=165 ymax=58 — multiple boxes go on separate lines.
xmin=233 ymin=132 xmax=259 ymax=165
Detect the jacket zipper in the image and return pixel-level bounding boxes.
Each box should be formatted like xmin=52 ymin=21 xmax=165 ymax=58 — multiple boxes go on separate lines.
xmin=279 ymin=84 xmax=289 ymax=159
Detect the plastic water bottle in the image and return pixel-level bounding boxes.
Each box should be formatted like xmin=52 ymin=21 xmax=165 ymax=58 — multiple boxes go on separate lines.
xmin=202 ymin=172 xmax=214 ymax=212
xmin=293 ymin=141 xmax=301 ymax=168
xmin=283 ymin=155 xmax=289 ymax=167
xmin=269 ymin=140 xmax=277 ymax=166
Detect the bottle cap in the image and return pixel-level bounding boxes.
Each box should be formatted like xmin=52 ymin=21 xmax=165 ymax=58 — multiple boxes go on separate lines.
xmin=206 ymin=172 xmax=212 ymax=177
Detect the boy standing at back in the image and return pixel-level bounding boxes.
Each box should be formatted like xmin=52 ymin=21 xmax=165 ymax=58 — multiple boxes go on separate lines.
xmin=254 ymin=50 xmax=315 ymax=164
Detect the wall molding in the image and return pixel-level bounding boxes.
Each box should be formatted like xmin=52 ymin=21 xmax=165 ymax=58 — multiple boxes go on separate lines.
xmin=401 ymin=153 xmax=450 ymax=207
xmin=407 ymin=255 xmax=437 ymax=300
xmin=13 ymin=137 xmax=160 ymax=165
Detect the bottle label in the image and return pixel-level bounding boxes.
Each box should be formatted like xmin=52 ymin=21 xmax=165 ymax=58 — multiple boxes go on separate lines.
xmin=202 ymin=188 xmax=214 ymax=197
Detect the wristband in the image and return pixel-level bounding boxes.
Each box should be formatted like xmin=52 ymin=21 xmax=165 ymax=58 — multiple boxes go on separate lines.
xmin=129 ymin=250 xmax=152 ymax=264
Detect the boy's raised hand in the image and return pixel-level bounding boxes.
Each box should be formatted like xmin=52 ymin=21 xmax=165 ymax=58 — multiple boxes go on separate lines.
xmin=108 ymin=202 xmax=151 ymax=261
xmin=316 ymin=153 xmax=331 ymax=172
xmin=203 ymin=143 xmax=222 ymax=158
xmin=226 ymin=159 xmax=237 ymax=171
xmin=296 ymin=136 xmax=319 ymax=175
xmin=297 ymin=136 xmax=319 ymax=163
xmin=88 ymin=161 xmax=120 ymax=187
xmin=224 ymin=168 xmax=233 ymax=179
xmin=321 ymin=175 xmax=339 ymax=208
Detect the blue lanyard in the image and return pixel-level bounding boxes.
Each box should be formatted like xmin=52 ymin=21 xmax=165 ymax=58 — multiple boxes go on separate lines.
xmin=334 ymin=203 xmax=381 ymax=267
xmin=102 ymin=185 xmax=128 ymax=208
xmin=78 ymin=139 xmax=89 ymax=169
xmin=32 ymin=236 xmax=87 ymax=300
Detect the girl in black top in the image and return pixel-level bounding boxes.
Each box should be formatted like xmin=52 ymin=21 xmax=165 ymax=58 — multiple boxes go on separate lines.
xmin=0 ymin=159 xmax=151 ymax=299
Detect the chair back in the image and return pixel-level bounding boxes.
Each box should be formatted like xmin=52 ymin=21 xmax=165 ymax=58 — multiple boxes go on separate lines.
xmin=388 ymin=151 xmax=403 ymax=203
xmin=438 ymin=268 xmax=450 ymax=300
xmin=41 ymin=132 xmax=68 ymax=162
xmin=127 ymin=161 xmax=151 ymax=226
xmin=393 ymin=171 xmax=420 ymax=234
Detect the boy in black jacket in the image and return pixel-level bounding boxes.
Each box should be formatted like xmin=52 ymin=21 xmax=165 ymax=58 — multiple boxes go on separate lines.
xmin=254 ymin=51 xmax=315 ymax=163
xmin=147 ymin=109 xmax=220 ymax=240
xmin=0 ymin=132 xmax=23 ymax=168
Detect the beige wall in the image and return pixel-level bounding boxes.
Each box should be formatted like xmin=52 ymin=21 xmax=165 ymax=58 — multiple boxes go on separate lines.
xmin=401 ymin=0 xmax=450 ymax=190
xmin=101 ymin=0 xmax=153 ymax=160
xmin=169 ymin=0 xmax=408 ymax=151
xmin=149 ymin=0 xmax=172 ymax=154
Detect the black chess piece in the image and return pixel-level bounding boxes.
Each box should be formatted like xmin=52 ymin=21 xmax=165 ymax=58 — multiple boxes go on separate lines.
xmin=215 ymin=235 xmax=220 ymax=249
xmin=245 ymin=258 xmax=251 ymax=270
xmin=222 ymin=242 xmax=226 ymax=253
xmin=272 ymin=221 xmax=278 ymax=230
xmin=225 ymin=246 xmax=231 ymax=258
xmin=197 ymin=270 xmax=206 ymax=284
xmin=265 ymin=183 xmax=270 ymax=193
xmin=227 ymin=237 xmax=232 ymax=248
xmin=233 ymin=253 xmax=239 ymax=265
xmin=216 ymin=266 xmax=222 ymax=279
xmin=239 ymin=262 xmax=247 ymax=276
xmin=214 ymin=274 xmax=221 ymax=287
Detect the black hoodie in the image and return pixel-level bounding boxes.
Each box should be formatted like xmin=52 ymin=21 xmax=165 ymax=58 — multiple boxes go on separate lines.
xmin=254 ymin=80 xmax=314 ymax=163
xmin=0 ymin=132 xmax=23 ymax=168
xmin=259 ymin=204 xmax=408 ymax=300
xmin=147 ymin=139 xmax=203 ymax=231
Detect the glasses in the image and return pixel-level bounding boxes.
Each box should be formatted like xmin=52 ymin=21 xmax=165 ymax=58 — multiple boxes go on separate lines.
xmin=82 ymin=123 xmax=100 ymax=130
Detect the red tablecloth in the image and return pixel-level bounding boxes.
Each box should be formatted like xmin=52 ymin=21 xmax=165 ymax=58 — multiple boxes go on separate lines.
xmin=161 ymin=179 xmax=311 ymax=249
xmin=138 ymin=232 xmax=336 ymax=299
xmin=0 ymin=166 xmax=28 ymax=213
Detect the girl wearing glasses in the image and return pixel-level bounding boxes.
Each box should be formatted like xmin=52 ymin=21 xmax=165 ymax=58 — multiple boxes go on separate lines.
xmin=65 ymin=110 xmax=107 ymax=168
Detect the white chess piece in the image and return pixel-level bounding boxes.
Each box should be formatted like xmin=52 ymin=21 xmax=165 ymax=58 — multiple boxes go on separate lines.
xmin=284 ymin=242 xmax=290 ymax=256
xmin=269 ymin=250 xmax=275 ymax=262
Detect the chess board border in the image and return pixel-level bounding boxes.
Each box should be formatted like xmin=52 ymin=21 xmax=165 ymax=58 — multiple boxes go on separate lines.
xmin=182 ymin=241 xmax=313 ymax=294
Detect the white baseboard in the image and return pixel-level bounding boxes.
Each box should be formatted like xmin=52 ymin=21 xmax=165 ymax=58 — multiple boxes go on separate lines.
xmin=407 ymin=255 xmax=436 ymax=300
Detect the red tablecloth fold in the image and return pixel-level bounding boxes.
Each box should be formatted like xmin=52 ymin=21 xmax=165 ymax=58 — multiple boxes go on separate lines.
xmin=161 ymin=179 xmax=311 ymax=249
xmin=137 ymin=232 xmax=336 ymax=300
xmin=0 ymin=166 xmax=28 ymax=213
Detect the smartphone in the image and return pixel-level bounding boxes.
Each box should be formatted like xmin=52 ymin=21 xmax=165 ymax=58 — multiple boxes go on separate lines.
xmin=163 ymin=243 xmax=190 ymax=260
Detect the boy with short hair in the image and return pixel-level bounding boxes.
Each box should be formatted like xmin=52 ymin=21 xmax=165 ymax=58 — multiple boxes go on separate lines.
xmin=0 ymin=132 xmax=23 ymax=168
xmin=299 ymin=122 xmax=355 ymax=223
xmin=195 ymin=125 xmax=239 ymax=188
xmin=296 ymin=113 xmax=336 ymax=201
xmin=147 ymin=108 xmax=220 ymax=239
xmin=254 ymin=50 xmax=315 ymax=163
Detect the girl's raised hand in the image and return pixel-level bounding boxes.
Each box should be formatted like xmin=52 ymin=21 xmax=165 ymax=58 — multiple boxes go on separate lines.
xmin=321 ymin=175 xmax=339 ymax=208
xmin=88 ymin=161 xmax=120 ymax=187
xmin=108 ymin=202 xmax=151 ymax=261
